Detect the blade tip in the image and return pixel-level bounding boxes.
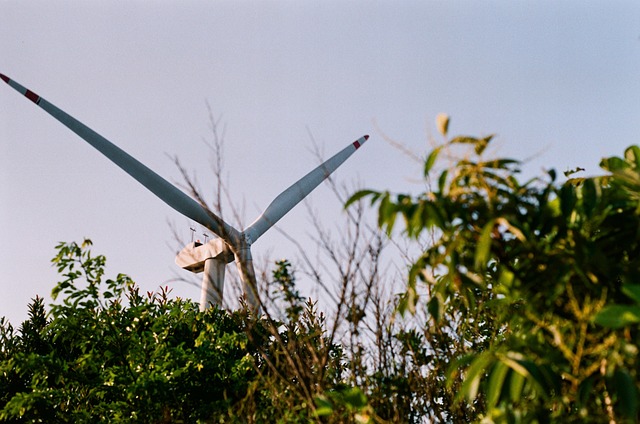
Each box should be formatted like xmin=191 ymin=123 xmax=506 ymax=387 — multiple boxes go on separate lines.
xmin=0 ymin=73 xmax=9 ymax=84
xmin=353 ymin=135 xmax=369 ymax=149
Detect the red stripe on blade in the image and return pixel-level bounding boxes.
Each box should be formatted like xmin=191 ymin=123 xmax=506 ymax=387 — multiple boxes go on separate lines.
xmin=25 ymin=90 xmax=40 ymax=104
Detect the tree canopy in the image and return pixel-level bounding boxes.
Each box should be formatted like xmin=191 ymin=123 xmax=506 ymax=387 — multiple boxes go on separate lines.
xmin=349 ymin=115 xmax=640 ymax=422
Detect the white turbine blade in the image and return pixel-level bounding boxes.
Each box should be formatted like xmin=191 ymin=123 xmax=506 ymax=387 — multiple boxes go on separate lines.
xmin=245 ymin=135 xmax=369 ymax=243
xmin=1 ymin=73 xmax=238 ymax=240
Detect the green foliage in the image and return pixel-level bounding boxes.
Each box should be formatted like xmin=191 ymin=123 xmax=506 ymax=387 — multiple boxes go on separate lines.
xmin=0 ymin=241 xmax=365 ymax=423
xmin=5 ymin=116 xmax=640 ymax=422
xmin=350 ymin=115 xmax=640 ymax=422
xmin=1 ymin=240 xmax=262 ymax=423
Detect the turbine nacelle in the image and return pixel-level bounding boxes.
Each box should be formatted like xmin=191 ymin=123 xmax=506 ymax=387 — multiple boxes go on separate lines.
xmin=175 ymin=239 xmax=234 ymax=311
xmin=1 ymin=72 xmax=369 ymax=311
xmin=175 ymin=239 xmax=234 ymax=273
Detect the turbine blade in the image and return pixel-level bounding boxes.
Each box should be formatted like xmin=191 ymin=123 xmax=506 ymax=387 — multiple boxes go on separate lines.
xmin=1 ymin=73 xmax=238 ymax=240
xmin=245 ymin=135 xmax=369 ymax=243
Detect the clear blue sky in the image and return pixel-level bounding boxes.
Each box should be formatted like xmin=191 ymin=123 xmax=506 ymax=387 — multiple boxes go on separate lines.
xmin=1 ymin=1 xmax=639 ymax=324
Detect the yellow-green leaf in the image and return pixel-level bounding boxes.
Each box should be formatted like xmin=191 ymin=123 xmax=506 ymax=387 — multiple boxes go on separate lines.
xmin=436 ymin=113 xmax=450 ymax=136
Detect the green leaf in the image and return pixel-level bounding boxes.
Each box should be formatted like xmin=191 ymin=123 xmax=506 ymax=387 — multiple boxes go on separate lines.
xmin=446 ymin=354 xmax=476 ymax=389
xmin=622 ymin=285 xmax=640 ymax=304
xmin=345 ymin=189 xmax=380 ymax=209
xmin=475 ymin=219 xmax=495 ymax=270
xmin=424 ymin=147 xmax=441 ymax=177
xmin=450 ymin=136 xmax=480 ymax=145
xmin=437 ymin=169 xmax=449 ymax=194
xmin=624 ymin=145 xmax=640 ymax=169
xmin=593 ymin=305 xmax=640 ymax=328
xmin=610 ymin=369 xmax=639 ymax=418
xmin=448 ymin=135 xmax=494 ymax=155
xmin=342 ymin=386 xmax=368 ymax=410
xmin=314 ymin=395 xmax=334 ymax=416
xmin=578 ymin=376 xmax=596 ymax=407
xmin=427 ymin=293 xmax=444 ymax=322
xmin=477 ymin=158 xmax=519 ymax=170
xmin=496 ymin=267 xmax=515 ymax=290
xmin=487 ymin=361 xmax=509 ymax=408
xmin=406 ymin=201 xmax=423 ymax=237
xmin=496 ymin=352 xmax=550 ymax=401
xmin=560 ymin=184 xmax=577 ymax=219
xmin=378 ymin=193 xmax=397 ymax=235
xmin=456 ymin=352 xmax=494 ymax=403
xmin=600 ymin=156 xmax=629 ymax=173
xmin=475 ymin=135 xmax=494 ymax=155
xmin=581 ymin=178 xmax=598 ymax=217
xmin=508 ymin=370 xmax=525 ymax=402
xmin=423 ymin=201 xmax=444 ymax=230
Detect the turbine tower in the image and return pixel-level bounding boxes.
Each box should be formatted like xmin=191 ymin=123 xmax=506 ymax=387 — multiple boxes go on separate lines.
xmin=1 ymin=73 xmax=369 ymax=311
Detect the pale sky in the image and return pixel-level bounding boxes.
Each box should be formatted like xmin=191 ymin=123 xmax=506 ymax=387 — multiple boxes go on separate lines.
xmin=1 ymin=1 xmax=639 ymax=324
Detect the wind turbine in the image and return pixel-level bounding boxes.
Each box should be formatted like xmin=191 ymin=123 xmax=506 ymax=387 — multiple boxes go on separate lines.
xmin=0 ymin=73 xmax=369 ymax=311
